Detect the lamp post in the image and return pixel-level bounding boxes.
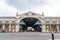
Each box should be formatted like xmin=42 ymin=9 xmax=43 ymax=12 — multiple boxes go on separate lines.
xmin=52 ymin=31 xmax=54 ymax=40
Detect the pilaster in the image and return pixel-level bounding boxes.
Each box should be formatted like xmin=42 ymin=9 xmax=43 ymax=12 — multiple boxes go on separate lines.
xmin=42 ymin=24 xmax=46 ymax=32
xmin=9 ymin=24 xmax=12 ymax=32
xmin=57 ymin=25 xmax=59 ymax=32
xmin=16 ymin=24 xmax=19 ymax=32
xmin=2 ymin=24 xmax=5 ymax=31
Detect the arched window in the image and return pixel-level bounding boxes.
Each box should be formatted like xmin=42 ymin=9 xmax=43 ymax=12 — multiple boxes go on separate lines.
xmin=46 ymin=21 xmax=49 ymax=23
xmin=51 ymin=21 xmax=56 ymax=24
xmin=0 ymin=21 xmax=2 ymax=24
xmin=52 ymin=21 xmax=56 ymax=23
xmin=5 ymin=21 xmax=9 ymax=28
xmin=5 ymin=21 xmax=9 ymax=24
xmin=11 ymin=21 xmax=15 ymax=26
xmin=0 ymin=21 xmax=3 ymax=28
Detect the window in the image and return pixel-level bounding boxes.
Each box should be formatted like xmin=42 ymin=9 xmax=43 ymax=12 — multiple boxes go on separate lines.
xmin=52 ymin=21 xmax=56 ymax=24
xmin=24 ymin=13 xmax=28 ymax=15
xmin=52 ymin=21 xmax=56 ymax=23
xmin=0 ymin=21 xmax=2 ymax=24
xmin=5 ymin=21 xmax=9 ymax=24
xmin=46 ymin=21 xmax=49 ymax=23
xmin=32 ymin=13 xmax=36 ymax=15
xmin=11 ymin=21 xmax=15 ymax=25
xmin=0 ymin=21 xmax=2 ymax=28
xmin=5 ymin=21 xmax=9 ymax=28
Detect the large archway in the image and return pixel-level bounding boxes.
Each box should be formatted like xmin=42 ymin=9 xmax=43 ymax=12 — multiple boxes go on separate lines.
xmin=19 ymin=17 xmax=42 ymax=32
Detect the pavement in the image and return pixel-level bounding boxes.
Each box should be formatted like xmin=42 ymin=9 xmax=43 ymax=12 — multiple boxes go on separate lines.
xmin=0 ymin=32 xmax=60 ymax=40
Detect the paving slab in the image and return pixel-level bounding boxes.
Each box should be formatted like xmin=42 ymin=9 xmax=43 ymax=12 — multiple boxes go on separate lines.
xmin=0 ymin=32 xmax=60 ymax=40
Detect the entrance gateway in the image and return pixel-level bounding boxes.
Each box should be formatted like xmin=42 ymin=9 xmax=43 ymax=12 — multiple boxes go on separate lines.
xmin=19 ymin=17 xmax=42 ymax=32
xmin=0 ymin=11 xmax=59 ymax=32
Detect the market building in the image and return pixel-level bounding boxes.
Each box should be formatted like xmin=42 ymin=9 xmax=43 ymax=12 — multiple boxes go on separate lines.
xmin=0 ymin=11 xmax=60 ymax=32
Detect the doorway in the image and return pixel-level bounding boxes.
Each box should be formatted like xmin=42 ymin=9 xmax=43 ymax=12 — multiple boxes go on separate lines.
xmin=19 ymin=17 xmax=42 ymax=32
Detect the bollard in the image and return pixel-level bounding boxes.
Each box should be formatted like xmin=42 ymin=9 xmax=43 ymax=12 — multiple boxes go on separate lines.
xmin=52 ymin=32 xmax=54 ymax=40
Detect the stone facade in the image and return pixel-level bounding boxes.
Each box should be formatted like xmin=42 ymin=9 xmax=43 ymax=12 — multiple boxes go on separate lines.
xmin=0 ymin=11 xmax=60 ymax=32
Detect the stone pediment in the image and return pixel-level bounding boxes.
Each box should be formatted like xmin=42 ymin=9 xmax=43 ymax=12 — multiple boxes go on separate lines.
xmin=18 ymin=11 xmax=43 ymax=16
xmin=23 ymin=11 xmax=42 ymax=15
xmin=24 ymin=11 xmax=37 ymax=15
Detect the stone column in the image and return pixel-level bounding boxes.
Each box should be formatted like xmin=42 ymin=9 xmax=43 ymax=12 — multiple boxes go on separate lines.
xmin=42 ymin=24 xmax=46 ymax=32
xmin=12 ymin=25 xmax=15 ymax=32
xmin=14 ymin=24 xmax=16 ymax=32
xmin=50 ymin=24 xmax=52 ymax=32
xmin=57 ymin=25 xmax=59 ymax=32
xmin=9 ymin=24 xmax=12 ymax=32
xmin=16 ymin=24 xmax=19 ymax=32
xmin=2 ymin=24 xmax=5 ymax=31
xmin=46 ymin=26 xmax=49 ymax=32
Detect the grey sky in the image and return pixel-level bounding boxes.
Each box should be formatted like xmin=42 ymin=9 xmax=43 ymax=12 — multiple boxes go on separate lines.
xmin=0 ymin=0 xmax=60 ymax=17
xmin=6 ymin=0 xmax=47 ymax=11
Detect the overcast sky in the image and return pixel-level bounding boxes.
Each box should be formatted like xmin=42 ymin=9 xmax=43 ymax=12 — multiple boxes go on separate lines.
xmin=0 ymin=0 xmax=60 ymax=17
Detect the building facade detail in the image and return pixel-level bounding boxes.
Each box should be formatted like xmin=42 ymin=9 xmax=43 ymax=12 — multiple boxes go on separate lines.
xmin=0 ymin=12 xmax=60 ymax=33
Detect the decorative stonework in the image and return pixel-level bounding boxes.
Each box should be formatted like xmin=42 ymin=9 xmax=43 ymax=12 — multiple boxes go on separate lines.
xmin=0 ymin=11 xmax=60 ymax=32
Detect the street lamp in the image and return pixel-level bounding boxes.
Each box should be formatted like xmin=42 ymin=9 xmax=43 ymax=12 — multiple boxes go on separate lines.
xmin=51 ymin=31 xmax=54 ymax=40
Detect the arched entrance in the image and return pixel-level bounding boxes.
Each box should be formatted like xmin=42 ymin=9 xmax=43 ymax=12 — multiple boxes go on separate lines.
xmin=19 ymin=17 xmax=42 ymax=32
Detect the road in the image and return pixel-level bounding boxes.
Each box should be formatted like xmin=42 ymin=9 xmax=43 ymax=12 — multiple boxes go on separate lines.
xmin=0 ymin=32 xmax=60 ymax=40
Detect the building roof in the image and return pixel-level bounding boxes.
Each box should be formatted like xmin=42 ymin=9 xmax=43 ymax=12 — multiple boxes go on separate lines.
xmin=0 ymin=17 xmax=16 ymax=19
xmin=45 ymin=17 xmax=60 ymax=19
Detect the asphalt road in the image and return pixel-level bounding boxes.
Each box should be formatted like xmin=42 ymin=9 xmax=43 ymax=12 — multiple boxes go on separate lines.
xmin=0 ymin=32 xmax=60 ymax=40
